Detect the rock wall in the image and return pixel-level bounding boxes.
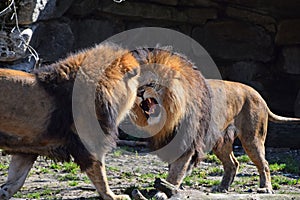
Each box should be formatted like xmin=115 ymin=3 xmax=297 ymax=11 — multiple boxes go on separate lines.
xmin=0 ymin=0 xmax=300 ymax=117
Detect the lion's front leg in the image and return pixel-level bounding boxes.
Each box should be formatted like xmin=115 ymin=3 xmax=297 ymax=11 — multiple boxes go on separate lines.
xmin=85 ymin=157 xmax=131 ymax=200
xmin=0 ymin=153 xmax=37 ymax=200
xmin=166 ymin=150 xmax=194 ymax=187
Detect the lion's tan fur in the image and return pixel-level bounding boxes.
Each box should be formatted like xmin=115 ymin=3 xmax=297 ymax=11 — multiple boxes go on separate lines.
xmin=130 ymin=48 xmax=300 ymax=194
xmin=131 ymin=49 xmax=211 ymax=158
xmin=0 ymin=43 xmax=139 ymax=200
xmin=207 ymin=79 xmax=300 ymax=193
xmin=130 ymin=48 xmax=212 ymax=187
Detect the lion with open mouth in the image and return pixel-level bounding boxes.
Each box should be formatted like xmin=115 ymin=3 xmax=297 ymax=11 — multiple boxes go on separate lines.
xmin=130 ymin=47 xmax=214 ymax=188
xmin=130 ymin=47 xmax=300 ymax=195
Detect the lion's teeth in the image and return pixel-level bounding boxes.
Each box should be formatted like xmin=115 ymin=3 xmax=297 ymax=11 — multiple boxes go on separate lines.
xmin=147 ymin=98 xmax=152 ymax=104
xmin=145 ymin=111 xmax=149 ymax=114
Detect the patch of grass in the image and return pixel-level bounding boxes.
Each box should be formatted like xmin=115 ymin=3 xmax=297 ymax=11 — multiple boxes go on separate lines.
xmin=36 ymin=166 xmax=50 ymax=174
xmin=269 ymin=163 xmax=286 ymax=173
xmin=184 ymin=176 xmax=195 ymax=186
xmin=207 ymin=166 xmax=223 ymax=176
xmin=139 ymin=172 xmax=168 ymax=180
xmin=122 ymin=171 xmax=134 ymax=179
xmin=62 ymin=162 xmax=80 ymax=174
xmin=107 ymin=166 xmax=120 ymax=172
xmin=0 ymin=163 xmax=8 ymax=170
xmin=14 ymin=187 xmax=60 ymax=199
xmin=50 ymin=162 xmax=62 ymax=170
xmin=135 ymin=167 xmax=141 ymax=173
xmin=113 ymin=150 xmax=122 ymax=157
xmin=204 ymin=153 xmax=221 ymax=164
xmin=269 ymin=155 xmax=299 ymax=174
xmin=198 ymin=178 xmax=220 ymax=187
xmin=183 ymin=167 xmax=220 ymax=187
xmin=189 ymin=168 xmax=207 ymax=179
xmin=232 ymin=176 xmax=258 ymax=187
xmin=271 ymin=175 xmax=299 ymax=186
xmin=272 ymin=182 xmax=280 ymax=190
xmin=83 ymin=176 xmax=91 ymax=183
xmin=57 ymin=173 xmax=80 ymax=181
xmin=68 ymin=180 xmax=79 ymax=187
xmin=236 ymin=155 xmax=250 ymax=163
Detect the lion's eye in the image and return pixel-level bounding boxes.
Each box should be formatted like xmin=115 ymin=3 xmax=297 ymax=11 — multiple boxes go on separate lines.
xmin=146 ymin=82 xmax=155 ymax=87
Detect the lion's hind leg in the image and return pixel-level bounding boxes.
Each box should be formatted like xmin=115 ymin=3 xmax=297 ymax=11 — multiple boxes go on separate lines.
xmin=0 ymin=153 xmax=37 ymax=200
xmin=212 ymin=126 xmax=239 ymax=192
xmin=239 ymin=132 xmax=273 ymax=193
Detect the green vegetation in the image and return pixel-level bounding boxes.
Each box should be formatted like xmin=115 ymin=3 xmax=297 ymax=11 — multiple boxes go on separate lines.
xmin=204 ymin=153 xmax=221 ymax=164
xmin=57 ymin=173 xmax=80 ymax=181
xmin=0 ymin=163 xmax=8 ymax=170
xmin=107 ymin=166 xmax=120 ymax=172
xmin=14 ymin=187 xmax=60 ymax=199
xmin=236 ymin=155 xmax=250 ymax=163
xmin=68 ymin=181 xmax=79 ymax=187
xmin=207 ymin=166 xmax=223 ymax=176
xmin=269 ymin=163 xmax=286 ymax=173
xmin=113 ymin=149 xmax=122 ymax=157
xmin=269 ymin=155 xmax=299 ymax=174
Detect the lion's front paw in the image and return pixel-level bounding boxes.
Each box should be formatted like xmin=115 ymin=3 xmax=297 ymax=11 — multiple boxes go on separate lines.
xmin=211 ymin=185 xmax=228 ymax=193
xmin=0 ymin=186 xmax=9 ymax=200
xmin=257 ymin=187 xmax=274 ymax=194
xmin=113 ymin=194 xmax=131 ymax=200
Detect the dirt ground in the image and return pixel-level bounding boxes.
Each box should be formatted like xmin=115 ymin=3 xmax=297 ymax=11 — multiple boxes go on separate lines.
xmin=1 ymin=146 xmax=300 ymax=199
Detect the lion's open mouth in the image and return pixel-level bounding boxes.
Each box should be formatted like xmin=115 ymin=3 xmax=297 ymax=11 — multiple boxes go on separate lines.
xmin=140 ymin=98 xmax=160 ymax=119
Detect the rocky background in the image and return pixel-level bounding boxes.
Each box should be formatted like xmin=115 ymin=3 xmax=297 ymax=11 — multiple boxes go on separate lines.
xmin=0 ymin=1 xmax=299 ymax=123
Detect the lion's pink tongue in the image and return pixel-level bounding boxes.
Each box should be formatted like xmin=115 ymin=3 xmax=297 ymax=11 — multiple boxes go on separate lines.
xmin=149 ymin=104 xmax=156 ymax=114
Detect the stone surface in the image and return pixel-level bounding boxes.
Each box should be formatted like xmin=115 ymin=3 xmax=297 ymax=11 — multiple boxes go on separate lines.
xmin=186 ymin=8 xmax=217 ymax=24
xmin=281 ymin=46 xmax=300 ymax=75
xmin=295 ymin=90 xmax=300 ymax=117
xmin=100 ymin=1 xmax=216 ymax=24
xmin=67 ymin=0 xmax=100 ymax=16
xmin=148 ymin=0 xmax=178 ymax=6
xmin=17 ymin=0 xmax=74 ymax=25
xmin=217 ymin=0 xmax=300 ymax=18
xmin=221 ymin=61 xmax=266 ymax=91
xmin=178 ymin=0 xmax=219 ymax=7
xmin=225 ymin=6 xmax=276 ymax=32
xmin=30 ymin=22 xmax=74 ymax=63
xmin=276 ymin=19 xmax=300 ymax=45
xmin=69 ymin=19 xmax=115 ymax=50
xmin=192 ymin=21 xmax=274 ymax=61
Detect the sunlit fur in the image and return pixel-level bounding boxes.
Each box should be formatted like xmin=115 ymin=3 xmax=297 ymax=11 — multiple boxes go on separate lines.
xmin=0 ymin=43 xmax=139 ymax=200
xmin=130 ymin=48 xmax=213 ymax=177
xmin=208 ymin=79 xmax=300 ymax=194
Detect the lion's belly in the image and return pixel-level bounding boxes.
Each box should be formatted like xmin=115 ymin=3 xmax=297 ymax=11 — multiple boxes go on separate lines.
xmin=0 ymin=70 xmax=55 ymax=142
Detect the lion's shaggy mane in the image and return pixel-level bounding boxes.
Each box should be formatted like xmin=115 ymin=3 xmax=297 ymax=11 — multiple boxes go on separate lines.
xmin=33 ymin=43 xmax=136 ymax=169
xmin=131 ymin=47 xmax=212 ymax=163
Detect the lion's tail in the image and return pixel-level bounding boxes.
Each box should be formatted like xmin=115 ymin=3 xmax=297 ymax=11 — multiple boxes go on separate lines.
xmin=268 ymin=108 xmax=300 ymax=124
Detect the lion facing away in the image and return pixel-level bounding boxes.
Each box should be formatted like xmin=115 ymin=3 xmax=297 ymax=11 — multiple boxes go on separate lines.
xmin=131 ymin=59 xmax=300 ymax=195
xmin=207 ymin=79 xmax=300 ymax=193
xmin=0 ymin=43 xmax=139 ymax=200
xmin=130 ymin=47 xmax=214 ymax=188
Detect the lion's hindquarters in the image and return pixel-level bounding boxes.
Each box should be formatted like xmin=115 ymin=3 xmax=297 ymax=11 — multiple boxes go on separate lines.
xmin=0 ymin=71 xmax=55 ymax=144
